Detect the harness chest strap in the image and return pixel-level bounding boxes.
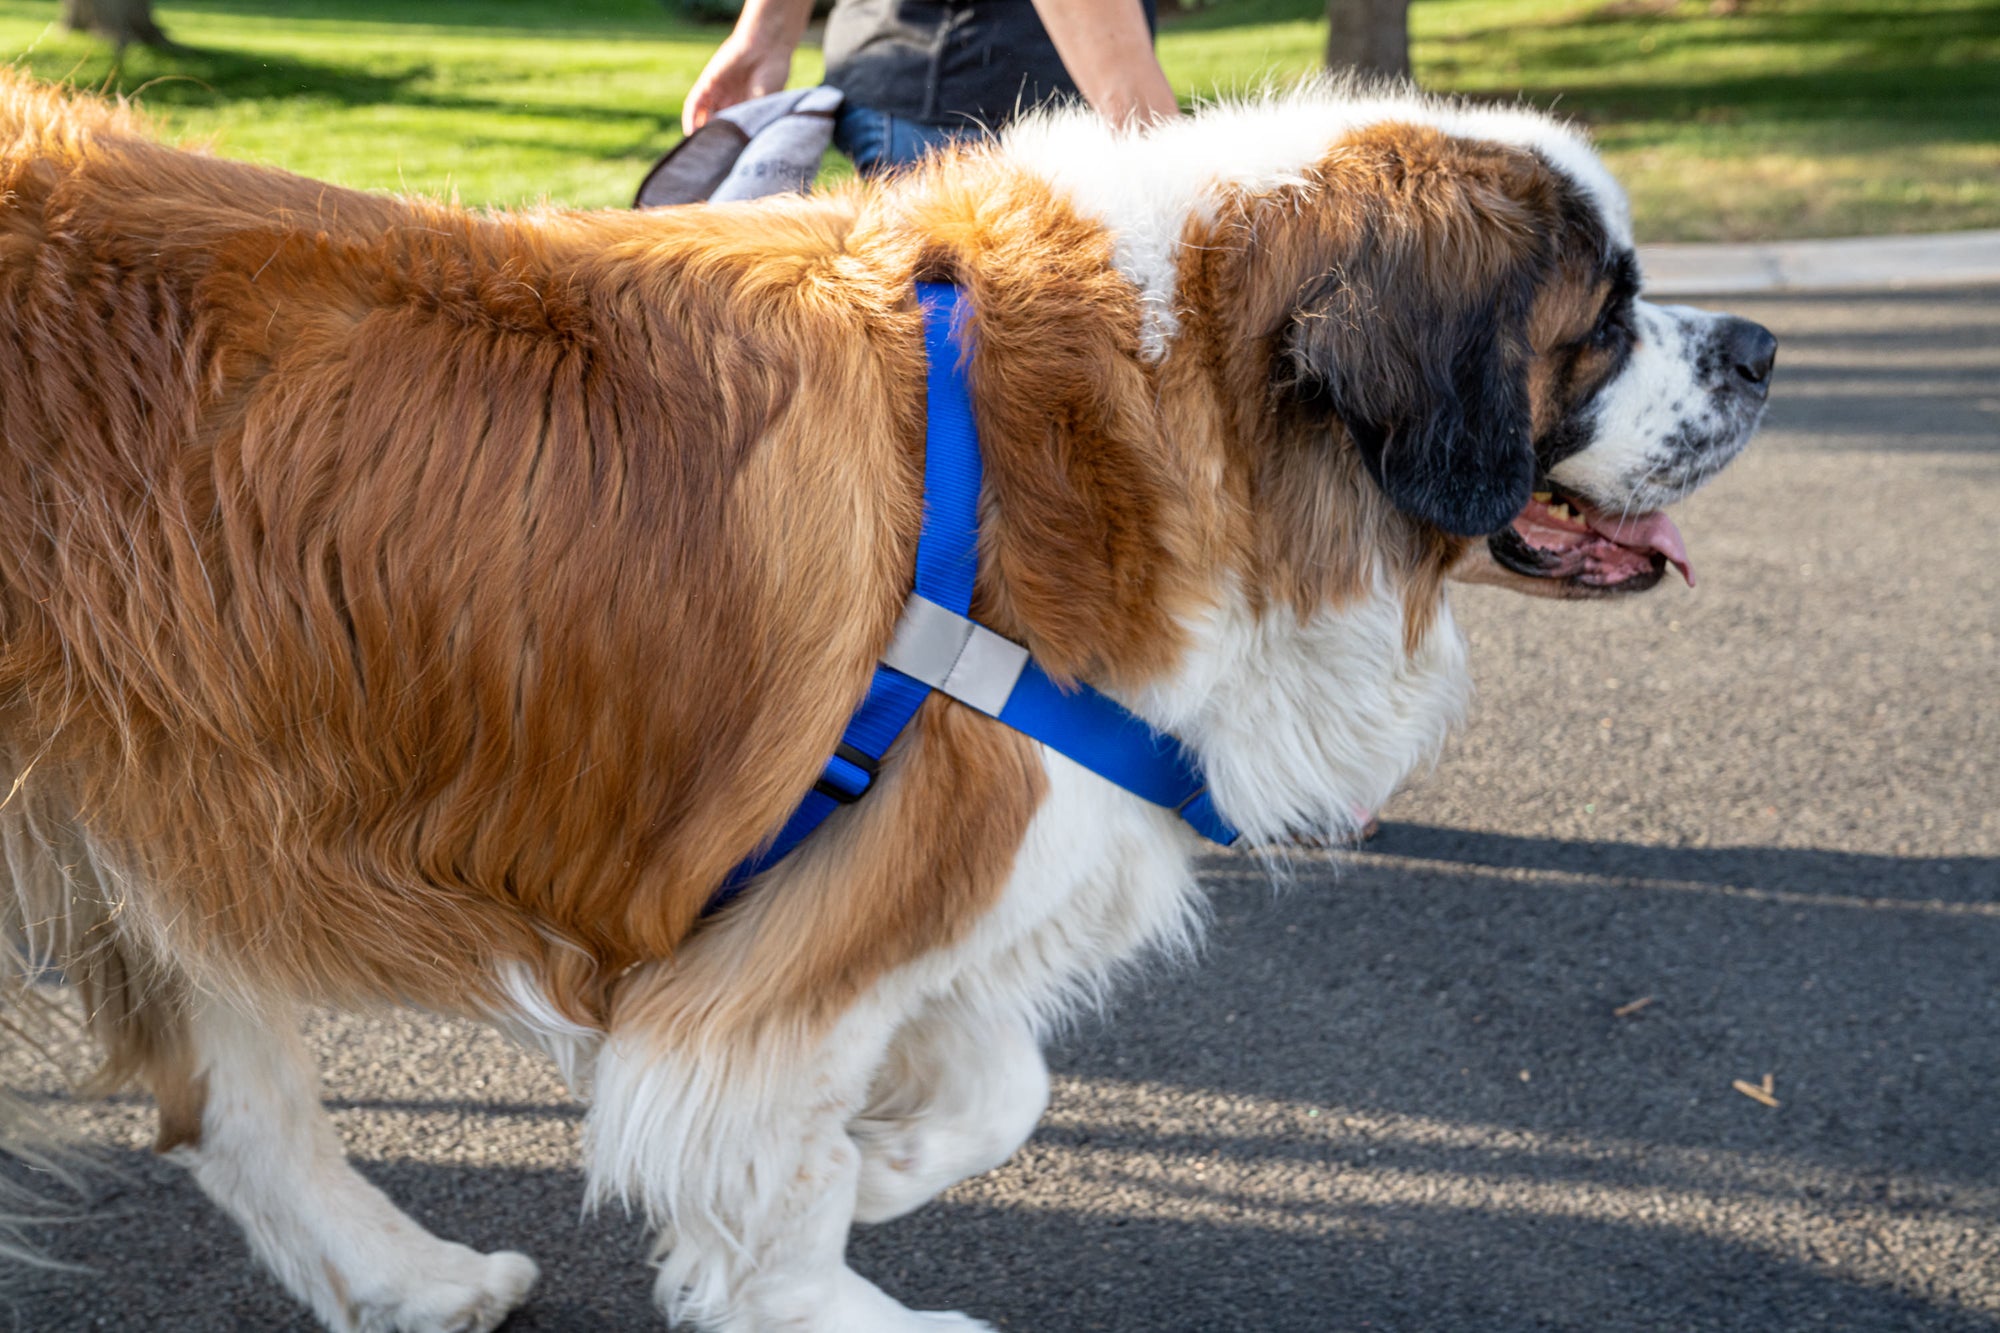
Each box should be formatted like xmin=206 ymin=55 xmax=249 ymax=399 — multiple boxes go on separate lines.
xmin=880 ymin=594 xmax=1238 ymax=844
xmin=707 ymin=283 xmax=1237 ymax=915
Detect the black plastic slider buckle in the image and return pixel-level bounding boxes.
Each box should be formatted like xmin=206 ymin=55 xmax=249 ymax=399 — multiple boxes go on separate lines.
xmin=812 ymin=742 xmax=880 ymax=805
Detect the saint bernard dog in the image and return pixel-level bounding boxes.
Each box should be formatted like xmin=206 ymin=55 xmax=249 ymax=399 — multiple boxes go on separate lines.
xmin=0 ymin=72 xmax=1771 ymax=1332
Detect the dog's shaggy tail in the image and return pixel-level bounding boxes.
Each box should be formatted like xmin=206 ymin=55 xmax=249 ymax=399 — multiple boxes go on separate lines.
xmin=0 ymin=1010 xmax=90 ymax=1269
xmin=0 ymin=746 xmax=198 ymax=1268
xmin=0 ymin=797 xmax=96 ymax=1268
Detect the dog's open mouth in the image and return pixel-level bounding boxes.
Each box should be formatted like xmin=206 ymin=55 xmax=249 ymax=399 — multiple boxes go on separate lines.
xmin=1488 ymin=484 xmax=1692 ymax=595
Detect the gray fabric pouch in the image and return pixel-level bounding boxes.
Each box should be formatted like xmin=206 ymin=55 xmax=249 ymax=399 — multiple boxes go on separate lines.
xmin=634 ymin=85 xmax=844 ymax=207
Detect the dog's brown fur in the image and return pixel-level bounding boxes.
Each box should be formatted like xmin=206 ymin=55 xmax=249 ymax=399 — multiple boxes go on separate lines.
xmin=0 ymin=76 xmax=1619 ymax=1158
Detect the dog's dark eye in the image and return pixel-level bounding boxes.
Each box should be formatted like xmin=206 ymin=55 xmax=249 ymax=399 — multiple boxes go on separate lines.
xmin=1587 ymin=301 xmax=1633 ymax=352
xmin=1274 ymin=343 xmax=1341 ymax=419
xmin=1287 ymin=367 xmax=1340 ymax=417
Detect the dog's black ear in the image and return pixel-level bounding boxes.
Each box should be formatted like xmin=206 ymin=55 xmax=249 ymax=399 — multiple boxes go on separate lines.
xmin=1281 ymin=240 xmax=1539 ymax=537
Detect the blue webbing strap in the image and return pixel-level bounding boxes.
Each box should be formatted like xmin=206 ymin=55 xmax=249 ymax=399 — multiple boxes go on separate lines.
xmin=909 ymin=280 xmax=982 ymax=612
xmin=708 ymin=283 xmax=1237 ymax=915
xmin=710 ymin=284 xmax=979 ymax=908
xmin=996 ymin=662 xmax=1238 ymax=846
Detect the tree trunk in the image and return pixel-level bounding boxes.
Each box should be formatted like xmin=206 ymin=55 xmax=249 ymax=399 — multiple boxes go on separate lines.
xmin=1325 ymin=0 xmax=1411 ymax=81
xmin=60 ymin=0 xmax=171 ymax=50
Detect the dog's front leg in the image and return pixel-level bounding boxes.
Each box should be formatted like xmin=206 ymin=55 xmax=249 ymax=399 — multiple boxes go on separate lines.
xmin=850 ymin=999 xmax=1048 ymax=1224
xmin=589 ymin=966 xmax=991 ymax=1333
xmin=161 ymin=996 xmax=539 ymax=1333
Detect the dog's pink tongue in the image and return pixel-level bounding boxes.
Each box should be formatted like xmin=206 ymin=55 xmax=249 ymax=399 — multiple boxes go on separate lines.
xmin=1583 ymin=509 xmax=1694 ymax=587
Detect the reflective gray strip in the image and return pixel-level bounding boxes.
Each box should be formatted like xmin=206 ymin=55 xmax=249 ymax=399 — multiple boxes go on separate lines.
xmin=879 ymin=594 xmax=1029 ymax=718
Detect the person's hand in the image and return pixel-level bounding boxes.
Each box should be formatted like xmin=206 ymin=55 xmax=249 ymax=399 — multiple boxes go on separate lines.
xmin=682 ymin=31 xmax=796 ymax=134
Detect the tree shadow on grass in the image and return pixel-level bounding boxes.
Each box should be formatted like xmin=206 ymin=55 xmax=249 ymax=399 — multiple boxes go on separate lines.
xmin=54 ymin=43 xmax=428 ymax=109
xmin=1442 ymin=63 xmax=2000 ymax=143
xmin=1154 ymin=0 xmax=1324 ymax=36
xmin=1432 ymin=0 xmax=2000 ymax=51
xmin=1516 ymin=65 xmax=1992 ymax=122
xmin=156 ymin=0 xmax=713 ymax=42
xmin=63 ymin=44 xmax=683 ymax=161
xmin=1423 ymin=0 xmax=2000 ymax=140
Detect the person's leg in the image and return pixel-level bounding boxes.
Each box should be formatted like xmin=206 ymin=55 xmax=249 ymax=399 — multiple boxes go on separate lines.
xmin=832 ymin=103 xmax=965 ymax=178
xmin=831 ymin=103 xmax=892 ymax=176
xmin=883 ymin=115 xmax=964 ymax=168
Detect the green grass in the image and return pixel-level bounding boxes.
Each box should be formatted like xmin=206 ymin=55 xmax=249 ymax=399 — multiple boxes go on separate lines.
xmin=3 ymin=0 xmax=1995 ymax=239
xmin=1410 ymin=0 xmax=2000 ymax=240
xmin=0 ymin=0 xmax=763 ymax=207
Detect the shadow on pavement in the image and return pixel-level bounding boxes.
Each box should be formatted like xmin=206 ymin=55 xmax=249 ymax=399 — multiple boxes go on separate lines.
xmin=7 ymin=817 xmax=1996 ymax=1331
xmin=17 ymin=1131 xmax=1991 ymax=1333
xmin=860 ymin=1196 xmax=2000 ymax=1333
xmin=1352 ymin=822 xmax=1998 ymax=905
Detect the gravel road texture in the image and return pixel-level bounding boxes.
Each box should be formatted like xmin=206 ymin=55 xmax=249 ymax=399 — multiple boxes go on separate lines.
xmin=4 ymin=284 xmax=1996 ymax=1332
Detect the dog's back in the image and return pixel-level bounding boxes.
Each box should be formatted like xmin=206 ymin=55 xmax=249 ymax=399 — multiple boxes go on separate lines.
xmin=0 ymin=74 xmax=928 ymax=1032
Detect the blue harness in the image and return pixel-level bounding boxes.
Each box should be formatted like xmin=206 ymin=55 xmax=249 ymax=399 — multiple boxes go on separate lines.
xmin=707 ymin=283 xmax=1238 ymax=914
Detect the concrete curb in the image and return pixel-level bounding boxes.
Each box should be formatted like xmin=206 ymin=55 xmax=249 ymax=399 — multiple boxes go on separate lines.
xmin=1637 ymin=229 xmax=2000 ymax=297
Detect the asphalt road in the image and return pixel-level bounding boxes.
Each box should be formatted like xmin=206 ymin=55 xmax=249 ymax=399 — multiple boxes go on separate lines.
xmin=5 ymin=284 xmax=1997 ymax=1332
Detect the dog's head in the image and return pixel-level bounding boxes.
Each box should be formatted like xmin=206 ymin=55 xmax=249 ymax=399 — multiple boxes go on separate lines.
xmin=1203 ymin=110 xmax=1772 ymax=601
xmin=959 ymin=91 xmax=1776 ymax=843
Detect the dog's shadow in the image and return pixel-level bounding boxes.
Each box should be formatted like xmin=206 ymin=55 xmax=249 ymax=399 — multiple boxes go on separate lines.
xmin=10 ymin=1130 xmax=1983 ymax=1333
xmin=5 ymin=829 xmax=1997 ymax=1331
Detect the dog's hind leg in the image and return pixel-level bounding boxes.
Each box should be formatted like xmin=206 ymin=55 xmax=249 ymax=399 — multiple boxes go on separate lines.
xmin=154 ymin=995 xmax=538 ymax=1333
xmin=849 ymin=1001 xmax=1048 ymax=1225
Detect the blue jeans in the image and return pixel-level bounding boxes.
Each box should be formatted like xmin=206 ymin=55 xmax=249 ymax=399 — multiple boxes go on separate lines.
xmin=832 ymin=104 xmax=973 ymax=178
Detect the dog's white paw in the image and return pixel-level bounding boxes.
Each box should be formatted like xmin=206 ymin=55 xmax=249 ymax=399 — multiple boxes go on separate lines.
xmin=351 ymin=1246 xmax=539 ymax=1333
xmin=834 ymin=1297 xmax=993 ymax=1333
xmin=902 ymin=1313 xmax=995 ymax=1331
xmin=835 ymin=1269 xmax=994 ymax=1333
xmin=740 ymin=1267 xmax=994 ymax=1333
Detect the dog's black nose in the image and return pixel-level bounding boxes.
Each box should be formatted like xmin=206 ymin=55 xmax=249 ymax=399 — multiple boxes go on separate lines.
xmin=1722 ymin=318 xmax=1778 ymax=389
